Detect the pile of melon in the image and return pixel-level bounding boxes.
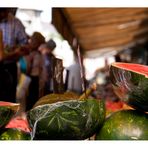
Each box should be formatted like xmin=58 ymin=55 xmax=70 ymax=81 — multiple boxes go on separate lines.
xmin=1 ymin=62 xmax=148 ymax=140
xmin=96 ymin=62 xmax=148 ymax=140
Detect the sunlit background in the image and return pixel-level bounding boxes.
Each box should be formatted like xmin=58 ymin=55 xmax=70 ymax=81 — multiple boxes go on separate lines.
xmin=16 ymin=7 xmax=115 ymax=80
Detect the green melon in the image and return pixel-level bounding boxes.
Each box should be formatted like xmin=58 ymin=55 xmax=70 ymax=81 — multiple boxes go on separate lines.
xmin=95 ymin=109 xmax=148 ymax=140
xmin=33 ymin=91 xmax=79 ymax=108
xmin=110 ymin=62 xmax=148 ymax=111
xmin=0 ymin=128 xmax=31 ymax=140
xmin=27 ymin=99 xmax=105 ymax=140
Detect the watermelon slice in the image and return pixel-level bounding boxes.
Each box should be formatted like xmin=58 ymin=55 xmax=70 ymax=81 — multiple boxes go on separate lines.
xmin=0 ymin=101 xmax=20 ymax=111
xmin=0 ymin=102 xmax=20 ymax=128
xmin=110 ymin=62 xmax=148 ymax=111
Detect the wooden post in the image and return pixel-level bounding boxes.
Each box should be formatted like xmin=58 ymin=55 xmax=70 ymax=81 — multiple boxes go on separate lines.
xmin=52 ymin=58 xmax=64 ymax=94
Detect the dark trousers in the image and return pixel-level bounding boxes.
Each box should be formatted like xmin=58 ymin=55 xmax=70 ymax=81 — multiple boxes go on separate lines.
xmin=0 ymin=62 xmax=17 ymax=103
xmin=26 ymin=76 xmax=39 ymax=111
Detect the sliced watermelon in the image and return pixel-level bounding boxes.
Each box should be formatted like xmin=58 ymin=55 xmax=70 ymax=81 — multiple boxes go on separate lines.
xmin=0 ymin=102 xmax=20 ymax=128
xmin=0 ymin=101 xmax=20 ymax=111
xmin=110 ymin=62 xmax=148 ymax=111
xmin=6 ymin=116 xmax=31 ymax=133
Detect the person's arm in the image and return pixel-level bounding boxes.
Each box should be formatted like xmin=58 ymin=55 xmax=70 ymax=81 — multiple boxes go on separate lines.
xmin=2 ymin=45 xmax=30 ymax=61
xmin=0 ymin=30 xmax=21 ymax=61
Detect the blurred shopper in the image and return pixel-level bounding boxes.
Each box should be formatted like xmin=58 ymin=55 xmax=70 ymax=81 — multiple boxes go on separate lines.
xmin=0 ymin=8 xmax=29 ymax=103
xmin=24 ymin=32 xmax=45 ymax=110
xmin=66 ymin=55 xmax=83 ymax=94
xmin=0 ymin=30 xmax=3 ymax=60
xmin=38 ymin=39 xmax=56 ymax=96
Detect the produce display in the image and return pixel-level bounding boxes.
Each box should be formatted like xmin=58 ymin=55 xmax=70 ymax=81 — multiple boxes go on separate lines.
xmin=27 ymin=99 xmax=105 ymax=140
xmin=96 ymin=62 xmax=148 ymax=140
xmin=1 ymin=62 xmax=148 ymax=140
xmin=95 ymin=109 xmax=148 ymax=140
xmin=110 ymin=62 xmax=148 ymax=111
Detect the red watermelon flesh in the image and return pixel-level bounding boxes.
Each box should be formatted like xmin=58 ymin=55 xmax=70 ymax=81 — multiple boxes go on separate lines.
xmin=0 ymin=101 xmax=20 ymax=111
xmin=0 ymin=102 xmax=30 ymax=132
xmin=6 ymin=115 xmax=31 ymax=133
xmin=112 ymin=62 xmax=148 ymax=77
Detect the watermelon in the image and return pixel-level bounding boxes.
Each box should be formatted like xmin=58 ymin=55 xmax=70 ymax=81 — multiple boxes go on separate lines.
xmin=27 ymin=99 xmax=105 ymax=140
xmin=0 ymin=102 xmax=20 ymax=128
xmin=6 ymin=115 xmax=31 ymax=133
xmin=0 ymin=101 xmax=20 ymax=111
xmin=0 ymin=128 xmax=31 ymax=140
xmin=95 ymin=109 xmax=148 ymax=140
xmin=110 ymin=62 xmax=148 ymax=111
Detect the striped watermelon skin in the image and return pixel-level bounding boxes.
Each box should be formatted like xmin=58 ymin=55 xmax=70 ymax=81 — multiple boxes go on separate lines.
xmin=96 ymin=110 xmax=148 ymax=140
xmin=27 ymin=99 xmax=105 ymax=140
xmin=0 ymin=128 xmax=31 ymax=140
xmin=0 ymin=107 xmax=14 ymax=128
xmin=110 ymin=62 xmax=148 ymax=111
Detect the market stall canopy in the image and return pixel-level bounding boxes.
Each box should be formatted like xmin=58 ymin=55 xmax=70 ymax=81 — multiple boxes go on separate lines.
xmin=52 ymin=8 xmax=148 ymax=57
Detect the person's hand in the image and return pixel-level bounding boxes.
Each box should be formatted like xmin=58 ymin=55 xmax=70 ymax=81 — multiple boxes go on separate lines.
xmin=19 ymin=44 xmax=31 ymax=55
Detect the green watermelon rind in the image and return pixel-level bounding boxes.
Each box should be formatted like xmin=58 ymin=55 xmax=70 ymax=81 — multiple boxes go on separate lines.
xmin=0 ymin=128 xmax=31 ymax=140
xmin=95 ymin=109 xmax=148 ymax=140
xmin=27 ymin=99 xmax=105 ymax=140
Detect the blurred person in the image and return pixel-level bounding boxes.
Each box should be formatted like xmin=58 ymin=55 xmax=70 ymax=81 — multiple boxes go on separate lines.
xmin=25 ymin=32 xmax=45 ymax=110
xmin=66 ymin=55 xmax=83 ymax=94
xmin=38 ymin=39 xmax=56 ymax=95
xmin=0 ymin=30 xmax=3 ymax=60
xmin=0 ymin=8 xmax=29 ymax=103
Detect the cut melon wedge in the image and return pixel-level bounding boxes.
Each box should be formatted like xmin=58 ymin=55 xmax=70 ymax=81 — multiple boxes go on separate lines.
xmin=110 ymin=62 xmax=148 ymax=112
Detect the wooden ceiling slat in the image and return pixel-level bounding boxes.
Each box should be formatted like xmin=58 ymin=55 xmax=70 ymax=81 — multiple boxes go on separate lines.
xmin=75 ymin=21 xmax=145 ymax=38
xmin=83 ymin=35 xmax=148 ymax=50
xmin=66 ymin=8 xmax=147 ymax=22
xmin=79 ymin=27 xmax=148 ymax=44
xmin=71 ymin=13 xmax=148 ymax=28
xmin=65 ymin=8 xmax=115 ymax=15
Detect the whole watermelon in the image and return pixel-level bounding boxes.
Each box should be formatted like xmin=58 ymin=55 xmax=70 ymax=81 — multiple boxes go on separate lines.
xmin=96 ymin=109 xmax=148 ymax=140
xmin=0 ymin=128 xmax=31 ymax=140
xmin=110 ymin=62 xmax=148 ymax=111
xmin=27 ymin=99 xmax=105 ymax=140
